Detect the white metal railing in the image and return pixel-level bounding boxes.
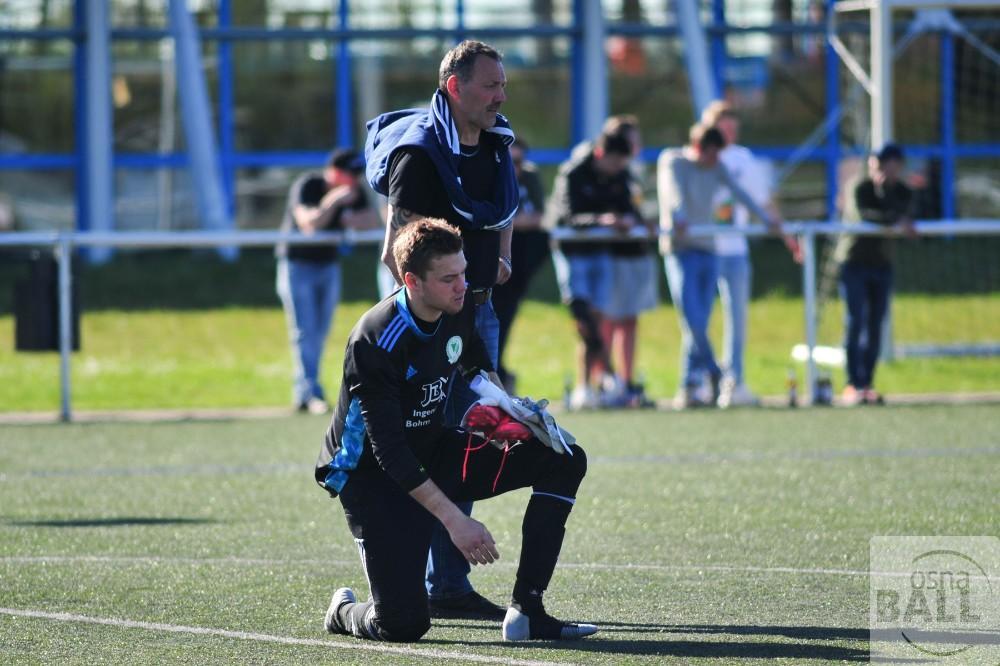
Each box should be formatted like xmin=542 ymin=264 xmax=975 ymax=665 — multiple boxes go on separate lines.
xmin=2 ymin=219 xmax=998 ymax=421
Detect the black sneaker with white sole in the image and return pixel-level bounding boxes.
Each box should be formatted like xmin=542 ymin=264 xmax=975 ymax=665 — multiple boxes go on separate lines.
xmin=428 ymin=590 xmax=507 ymax=620
xmin=501 ymin=606 xmax=598 ymax=641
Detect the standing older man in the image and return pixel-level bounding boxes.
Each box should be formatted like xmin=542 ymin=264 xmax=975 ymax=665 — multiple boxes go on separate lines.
xmin=364 ymin=40 xmax=518 ymax=620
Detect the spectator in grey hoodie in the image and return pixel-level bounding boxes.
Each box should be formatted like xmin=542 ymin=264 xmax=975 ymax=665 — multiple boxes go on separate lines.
xmin=657 ymin=123 xmax=798 ymax=408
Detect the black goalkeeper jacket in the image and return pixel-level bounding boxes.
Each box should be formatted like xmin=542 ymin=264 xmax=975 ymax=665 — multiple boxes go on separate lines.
xmin=315 ymin=288 xmax=492 ymax=497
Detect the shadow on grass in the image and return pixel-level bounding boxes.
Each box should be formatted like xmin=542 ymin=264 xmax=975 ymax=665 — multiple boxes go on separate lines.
xmin=652 ymin=623 xmax=870 ymax=641
xmin=437 ymin=637 xmax=872 ymax=661
xmin=441 ymin=622 xmax=998 ymax=662
xmin=6 ymin=517 xmax=216 ymax=528
xmin=432 ymin=623 xmax=879 ymax=661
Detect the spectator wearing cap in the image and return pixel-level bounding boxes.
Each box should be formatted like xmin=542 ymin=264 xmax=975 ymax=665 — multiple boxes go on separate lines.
xmin=835 ymin=143 xmax=916 ymax=406
xmin=276 ymin=148 xmax=381 ymax=414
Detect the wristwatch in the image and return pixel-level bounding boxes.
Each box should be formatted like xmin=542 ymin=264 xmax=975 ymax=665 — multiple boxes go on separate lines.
xmin=499 ymin=255 xmax=512 ymax=270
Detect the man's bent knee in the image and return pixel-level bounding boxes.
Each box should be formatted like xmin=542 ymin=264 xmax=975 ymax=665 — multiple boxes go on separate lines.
xmin=373 ymin=608 xmax=431 ymax=642
xmin=566 ymin=444 xmax=588 ymax=483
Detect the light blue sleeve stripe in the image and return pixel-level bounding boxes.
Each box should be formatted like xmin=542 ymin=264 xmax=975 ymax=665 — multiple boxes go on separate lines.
xmin=382 ymin=320 xmax=409 ymax=352
xmin=377 ymin=316 xmax=405 ymax=349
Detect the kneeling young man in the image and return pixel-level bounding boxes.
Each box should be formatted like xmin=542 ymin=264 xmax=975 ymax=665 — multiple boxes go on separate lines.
xmin=315 ymin=219 xmax=596 ymax=643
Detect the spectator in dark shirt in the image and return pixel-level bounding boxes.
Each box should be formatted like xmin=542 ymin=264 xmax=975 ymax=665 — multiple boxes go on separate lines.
xmin=835 ymin=143 xmax=916 ymax=405
xmin=547 ymin=128 xmax=638 ymax=409
xmin=275 ymin=148 xmax=380 ymax=414
xmin=598 ymin=116 xmax=658 ymax=408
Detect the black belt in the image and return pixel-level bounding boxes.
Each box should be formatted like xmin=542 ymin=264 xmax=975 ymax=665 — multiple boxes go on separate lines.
xmin=470 ymin=288 xmax=492 ymax=305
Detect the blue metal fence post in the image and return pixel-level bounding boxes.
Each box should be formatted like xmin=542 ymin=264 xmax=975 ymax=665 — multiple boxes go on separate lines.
xmin=83 ymin=0 xmax=114 ymax=263
xmin=676 ymin=0 xmax=717 ymax=118
xmin=711 ymin=0 xmax=727 ymax=99
xmin=570 ymin=1 xmax=583 ymax=144
xmin=801 ymin=227 xmax=818 ymax=405
xmin=168 ymin=0 xmax=236 ymax=260
xmin=218 ymin=0 xmax=236 ymax=216
xmin=572 ymin=0 xmax=606 ymax=144
xmin=940 ymin=29 xmax=956 ymax=219
xmin=336 ymin=0 xmax=353 ymax=148
xmin=824 ymin=0 xmax=840 ymax=218
xmin=73 ymin=0 xmax=89 ymax=238
xmin=57 ymin=234 xmax=74 ymax=421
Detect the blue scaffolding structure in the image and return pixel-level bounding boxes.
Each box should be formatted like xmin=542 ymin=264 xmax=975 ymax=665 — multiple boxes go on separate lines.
xmin=0 ymin=0 xmax=997 ymax=239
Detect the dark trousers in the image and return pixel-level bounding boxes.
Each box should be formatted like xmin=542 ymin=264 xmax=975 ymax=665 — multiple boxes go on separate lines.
xmin=336 ymin=430 xmax=587 ymax=642
xmin=839 ymin=261 xmax=893 ymax=389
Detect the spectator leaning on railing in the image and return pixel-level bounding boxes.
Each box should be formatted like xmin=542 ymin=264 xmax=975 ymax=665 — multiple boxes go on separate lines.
xmin=657 ymin=123 xmax=800 ymax=409
xmin=547 ymin=127 xmax=638 ymax=410
xmin=834 ymin=143 xmax=917 ymax=406
xmin=597 ymin=115 xmax=659 ymax=409
xmin=700 ymin=99 xmax=781 ymax=409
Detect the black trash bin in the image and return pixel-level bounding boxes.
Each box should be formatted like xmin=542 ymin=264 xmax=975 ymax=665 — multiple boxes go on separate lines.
xmin=13 ymin=250 xmax=80 ymax=351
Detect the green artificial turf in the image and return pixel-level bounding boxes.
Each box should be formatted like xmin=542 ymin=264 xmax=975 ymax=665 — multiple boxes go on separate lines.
xmin=1 ymin=405 xmax=997 ymax=663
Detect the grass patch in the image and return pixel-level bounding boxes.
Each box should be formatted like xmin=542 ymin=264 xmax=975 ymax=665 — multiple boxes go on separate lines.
xmin=1 ymin=405 xmax=997 ymax=663
xmin=0 ymin=293 xmax=997 ymax=412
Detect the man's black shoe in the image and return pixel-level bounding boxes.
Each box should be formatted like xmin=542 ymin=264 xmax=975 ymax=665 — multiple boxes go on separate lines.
xmin=428 ymin=590 xmax=506 ymax=620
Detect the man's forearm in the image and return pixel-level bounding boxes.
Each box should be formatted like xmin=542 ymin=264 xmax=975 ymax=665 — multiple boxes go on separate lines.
xmin=387 ymin=203 xmax=426 ymax=229
xmin=342 ymin=207 xmax=382 ymax=231
xmin=409 ymin=478 xmax=466 ymax=530
xmin=500 ymin=225 xmax=513 ymax=259
xmin=380 ymin=220 xmax=402 ymax=285
xmin=293 ymin=203 xmax=338 ymax=233
xmin=383 ymin=204 xmax=436 ymax=284
xmin=567 ymin=212 xmax=603 ymax=228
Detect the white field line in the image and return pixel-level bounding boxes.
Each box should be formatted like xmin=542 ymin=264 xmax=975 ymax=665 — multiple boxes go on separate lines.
xmin=0 ymin=554 xmax=933 ymax=579
xmin=0 ymin=607 xmax=569 ymax=666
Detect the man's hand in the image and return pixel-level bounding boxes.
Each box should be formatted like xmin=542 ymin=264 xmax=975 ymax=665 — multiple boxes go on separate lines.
xmin=783 ymin=234 xmax=804 ymax=264
xmin=764 ymin=213 xmax=803 ymax=264
xmin=899 ymin=217 xmax=918 ymax=239
xmin=408 ymin=477 xmax=500 ymax=565
xmin=321 ymin=184 xmax=359 ymax=209
xmin=597 ymin=212 xmax=634 ymax=233
xmin=446 ymin=514 xmax=500 ymax=565
xmin=613 ymin=213 xmax=637 ymax=233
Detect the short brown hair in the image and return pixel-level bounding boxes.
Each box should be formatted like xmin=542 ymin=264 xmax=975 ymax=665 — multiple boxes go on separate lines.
xmin=602 ymin=114 xmax=640 ymax=137
xmin=393 ymin=219 xmax=464 ymax=280
xmin=595 ymin=128 xmax=633 ymax=157
xmin=700 ymin=100 xmax=738 ymax=127
xmin=689 ymin=122 xmax=726 ymax=150
xmin=439 ymin=40 xmax=503 ymax=92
